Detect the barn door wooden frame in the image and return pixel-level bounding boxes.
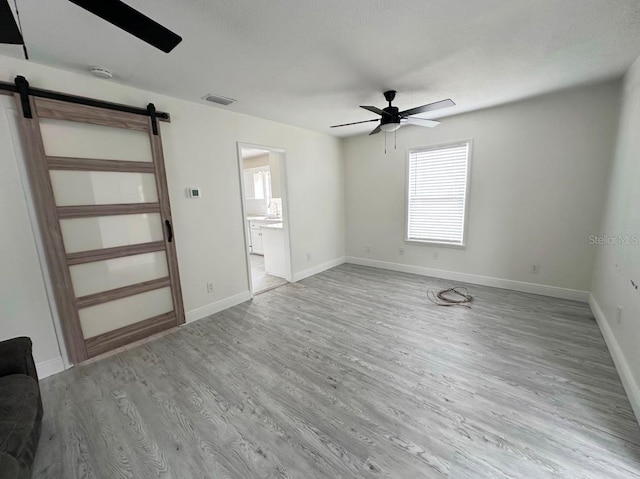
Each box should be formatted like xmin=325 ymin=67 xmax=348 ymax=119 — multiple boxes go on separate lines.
xmin=11 ymin=76 xmax=184 ymax=363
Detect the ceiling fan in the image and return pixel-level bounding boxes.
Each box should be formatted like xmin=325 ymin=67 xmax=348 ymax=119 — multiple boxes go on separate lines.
xmin=0 ymin=0 xmax=182 ymax=56
xmin=331 ymin=90 xmax=455 ymax=135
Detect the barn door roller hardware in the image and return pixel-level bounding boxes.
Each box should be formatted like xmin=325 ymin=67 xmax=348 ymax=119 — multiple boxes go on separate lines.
xmin=14 ymin=75 xmax=31 ymax=118
xmin=147 ymin=102 xmax=158 ymax=135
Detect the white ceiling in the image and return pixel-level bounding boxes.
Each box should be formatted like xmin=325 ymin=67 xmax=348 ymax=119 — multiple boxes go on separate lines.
xmin=6 ymin=0 xmax=640 ymax=136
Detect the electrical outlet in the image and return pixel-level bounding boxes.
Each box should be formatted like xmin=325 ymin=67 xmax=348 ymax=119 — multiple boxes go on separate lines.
xmin=530 ymin=262 xmax=540 ymax=274
xmin=206 ymin=282 xmax=214 ymax=294
xmin=365 ymin=245 xmax=371 ymax=254
xmin=399 ymin=247 xmax=405 ymax=256
xmin=616 ymin=306 xmax=623 ymax=325
xmin=306 ymin=253 xmax=312 ymax=262
xmin=433 ymin=252 xmax=439 ymax=260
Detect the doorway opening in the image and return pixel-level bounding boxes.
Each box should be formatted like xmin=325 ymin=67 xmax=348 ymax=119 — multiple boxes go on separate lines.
xmin=237 ymin=144 xmax=292 ymax=295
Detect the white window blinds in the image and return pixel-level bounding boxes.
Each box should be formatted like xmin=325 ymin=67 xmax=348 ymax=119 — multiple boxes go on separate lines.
xmin=407 ymin=141 xmax=470 ymax=245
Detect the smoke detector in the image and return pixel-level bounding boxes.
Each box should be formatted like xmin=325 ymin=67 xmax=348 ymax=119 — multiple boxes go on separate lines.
xmin=89 ymin=67 xmax=113 ymax=79
xmin=202 ymin=93 xmax=236 ymax=106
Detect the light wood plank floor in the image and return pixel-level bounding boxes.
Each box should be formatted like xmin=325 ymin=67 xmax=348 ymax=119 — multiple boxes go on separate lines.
xmin=251 ymin=253 xmax=288 ymax=294
xmin=34 ymin=264 xmax=640 ymax=478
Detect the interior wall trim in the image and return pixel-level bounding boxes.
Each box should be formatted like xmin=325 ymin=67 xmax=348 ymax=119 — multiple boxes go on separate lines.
xmin=185 ymin=291 xmax=252 ymax=324
xmin=292 ymin=257 xmax=346 ymax=282
xmin=590 ymin=295 xmax=640 ymax=425
xmin=345 ymin=256 xmax=589 ymax=302
xmin=36 ymin=356 xmax=66 ymax=379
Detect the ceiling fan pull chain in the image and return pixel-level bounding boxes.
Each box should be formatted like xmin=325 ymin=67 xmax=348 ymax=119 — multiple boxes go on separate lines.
xmin=384 ymin=132 xmax=387 ymax=154
xmin=395 ymin=129 xmax=397 ymax=150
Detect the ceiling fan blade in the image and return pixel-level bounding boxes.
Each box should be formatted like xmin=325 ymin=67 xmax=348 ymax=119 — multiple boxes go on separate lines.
xmin=68 ymin=0 xmax=182 ymax=53
xmin=405 ymin=118 xmax=441 ymax=128
xmin=0 ymin=0 xmax=23 ymax=44
xmin=360 ymin=105 xmax=393 ymax=117
xmin=369 ymin=125 xmax=382 ymax=136
xmin=330 ymin=119 xmax=379 ymax=128
xmin=399 ymin=99 xmax=456 ymax=118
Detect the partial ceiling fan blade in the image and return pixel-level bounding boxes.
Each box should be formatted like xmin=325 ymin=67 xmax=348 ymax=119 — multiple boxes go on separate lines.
xmin=360 ymin=105 xmax=393 ymax=117
xmin=399 ymin=99 xmax=456 ymax=118
xmin=0 ymin=0 xmax=23 ymax=44
xmin=369 ymin=125 xmax=382 ymax=136
xmin=405 ymin=118 xmax=441 ymax=128
xmin=68 ymin=0 xmax=182 ymax=53
xmin=330 ymin=119 xmax=379 ymax=128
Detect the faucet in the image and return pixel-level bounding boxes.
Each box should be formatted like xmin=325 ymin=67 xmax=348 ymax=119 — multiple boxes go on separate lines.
xmin=268 ymin=200 xmax=280 ymax=217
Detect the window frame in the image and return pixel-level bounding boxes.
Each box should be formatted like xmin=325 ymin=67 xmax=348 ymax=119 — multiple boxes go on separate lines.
xmin=404 ymin=139 xmax=473 ymax=248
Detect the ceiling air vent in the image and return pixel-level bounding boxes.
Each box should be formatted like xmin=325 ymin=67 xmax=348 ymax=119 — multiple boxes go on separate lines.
xmin=202 ymin=94 xmax=236 ymax=106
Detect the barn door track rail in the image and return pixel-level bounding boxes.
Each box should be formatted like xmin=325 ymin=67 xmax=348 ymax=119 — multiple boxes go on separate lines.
xmin=0 ymin=75 xmax=169 ymax=133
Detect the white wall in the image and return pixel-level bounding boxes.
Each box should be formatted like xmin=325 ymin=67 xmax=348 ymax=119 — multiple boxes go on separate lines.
xmin=0 ymin=55 xmax=345 ymax=368
xmin=343 ymin=80 xmax=621 ymax=297
xmin=591 ymin=56 xmax=640 ymax=420
xmin=0 ymin=95 xmax=63 ymax=376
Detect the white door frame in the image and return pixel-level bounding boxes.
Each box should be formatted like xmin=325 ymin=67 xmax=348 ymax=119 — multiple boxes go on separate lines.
xmin=1 ymin=94 xmax=69 ymax=369
xmin=236 ymin=142 xmax=293 ymax=297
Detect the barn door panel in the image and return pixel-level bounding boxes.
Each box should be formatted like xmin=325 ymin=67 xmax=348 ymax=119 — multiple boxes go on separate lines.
xmin=15 ymin=94 xmax=184 ymax=362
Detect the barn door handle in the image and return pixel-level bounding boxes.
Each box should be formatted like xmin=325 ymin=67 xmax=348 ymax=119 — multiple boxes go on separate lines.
xmin=165 ymin=219 xmax=173 ymax=243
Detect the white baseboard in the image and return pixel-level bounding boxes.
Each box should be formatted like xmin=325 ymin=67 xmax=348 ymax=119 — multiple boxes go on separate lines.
xmin=590 ymin=295 xmax=640 ymax=424
xmin=185 ymin=291 xmax=252 ymax=324
xmin=345 ymin=256 xmax=589 ymax=302
xmin=293 ymin=256 xmax=346 ymax=282
xmin=36 ymin=356 xmax=65 ymax=379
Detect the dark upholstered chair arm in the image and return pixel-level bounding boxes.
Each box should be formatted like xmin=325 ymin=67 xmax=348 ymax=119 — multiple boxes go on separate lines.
xmin=0 ymin=452 xmax=19 ymax=479
xmin=0 ymin=337 xmax=38 ymax=382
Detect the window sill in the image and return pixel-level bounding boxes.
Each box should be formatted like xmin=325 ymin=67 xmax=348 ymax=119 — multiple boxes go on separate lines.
xmin=404 ymin=239 xmax=467 ymax=249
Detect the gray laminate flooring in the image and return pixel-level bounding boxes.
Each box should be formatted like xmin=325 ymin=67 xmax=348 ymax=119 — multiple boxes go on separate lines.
xmin=251 ymin=253 xmax=288 ymax=294
xmin=33 ymin=264 xmax=640 ymax=478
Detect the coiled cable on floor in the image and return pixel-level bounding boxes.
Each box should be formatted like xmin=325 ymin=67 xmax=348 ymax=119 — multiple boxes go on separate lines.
xmin=427 ymin=287 xmax=473 ymax=308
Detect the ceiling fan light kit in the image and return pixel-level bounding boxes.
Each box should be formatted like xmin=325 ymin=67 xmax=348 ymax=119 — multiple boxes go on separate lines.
xmin=331 ymin=89 xmax=455 ymax=137
xmin=380 ymin=122 xmax=401 ymax=132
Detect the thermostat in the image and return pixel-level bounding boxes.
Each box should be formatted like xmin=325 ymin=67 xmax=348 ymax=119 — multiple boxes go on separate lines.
xmin=187 ymin=187 xmax=201 ymax=198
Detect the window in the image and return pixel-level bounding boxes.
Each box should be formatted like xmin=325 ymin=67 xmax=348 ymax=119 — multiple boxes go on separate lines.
xmin=244 ymin=167 xmax=272 ymax=201
xmin=406 ymin=141 xmax=471 ymax=246
xmin=253 ymin=169 xmax=271 ymax=200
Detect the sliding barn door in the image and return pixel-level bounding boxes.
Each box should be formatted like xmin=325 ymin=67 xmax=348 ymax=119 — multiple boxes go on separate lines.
xmin=15 ymin=95 xmax=184 ymax=363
